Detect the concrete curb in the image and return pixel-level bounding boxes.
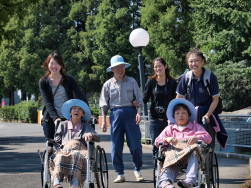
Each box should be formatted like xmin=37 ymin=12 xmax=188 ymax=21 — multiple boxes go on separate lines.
xmin=215 ymin=151 xmax=251 ymax=160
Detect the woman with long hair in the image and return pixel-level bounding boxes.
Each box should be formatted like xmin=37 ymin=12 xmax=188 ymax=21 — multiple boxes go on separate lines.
xmin=143 ymin=57 xmax=177 ymax=156
xmin=39 ymin=53 xmax=88 ymax=148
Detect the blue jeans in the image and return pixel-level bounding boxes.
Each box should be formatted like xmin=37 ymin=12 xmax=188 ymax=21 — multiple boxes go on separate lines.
xmin=150 ymin=118 xmax=168 ymax=156
xmin=110 ymin=107 xmax=143 ymax=175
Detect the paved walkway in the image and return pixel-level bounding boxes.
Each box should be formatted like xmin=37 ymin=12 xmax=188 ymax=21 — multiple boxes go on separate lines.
xmin=0 ymin=122 xmax=250 ymax=188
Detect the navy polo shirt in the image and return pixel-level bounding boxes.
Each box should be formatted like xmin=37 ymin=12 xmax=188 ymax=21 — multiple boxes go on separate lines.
xmin=176 ymin=68 xmax=220 ymax=106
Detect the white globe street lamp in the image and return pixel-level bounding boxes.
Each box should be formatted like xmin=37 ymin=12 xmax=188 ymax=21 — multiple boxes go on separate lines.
xmin=129 ymin=28 xmax=150 ymax=48
xmin=129 ymin=28 xmax=150 ymax=116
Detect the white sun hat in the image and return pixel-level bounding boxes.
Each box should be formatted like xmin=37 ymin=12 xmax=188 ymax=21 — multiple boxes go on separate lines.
xmin=106 ymin=55 xmax=131 ymax=72
xmin=61 ymin=99 xmax=91 ymax=122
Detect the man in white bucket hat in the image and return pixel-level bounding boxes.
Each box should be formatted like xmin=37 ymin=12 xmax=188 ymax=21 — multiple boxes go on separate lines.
xmin=106 ymin=55 xmax=131 ymax=72
xmin=100 ymin=55 xmax=144 ymax=183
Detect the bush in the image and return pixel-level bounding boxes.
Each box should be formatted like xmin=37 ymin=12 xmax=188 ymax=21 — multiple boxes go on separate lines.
xmin=0 ymin=106 xmax=18 ymax=121
xmin=0 ymin=100 xmax=39 ymax=123
xmin=15 ymin=100 xmax=40 ymax=123
xmin=91 ymin=107 xmax=100 ymax=118
xmin=214 ymin=60 xmax=251 ymax=111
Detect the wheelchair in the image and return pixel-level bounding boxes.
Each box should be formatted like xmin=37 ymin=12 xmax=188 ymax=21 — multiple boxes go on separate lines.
xmin=38 ymin=139 xmax=109 ymax=188
xmin=153 ymin=140 xmax=219 ymax=188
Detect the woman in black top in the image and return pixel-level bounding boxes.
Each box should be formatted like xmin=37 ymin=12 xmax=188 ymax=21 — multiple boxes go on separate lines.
xmin=39 ymin=53 xmax=88 ymax=146
xmin=143 ymin=57 xmax=177 ymax=156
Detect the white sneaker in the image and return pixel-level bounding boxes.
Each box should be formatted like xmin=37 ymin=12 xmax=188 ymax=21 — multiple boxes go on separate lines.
xmin=113 ymin=175 xmax=125 ymax=183
xmin=134 ymin=171 xmax=144 ymax=182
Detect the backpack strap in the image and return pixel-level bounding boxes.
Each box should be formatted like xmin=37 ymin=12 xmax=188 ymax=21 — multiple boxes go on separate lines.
xmin=185 ymin=69 xmax=212 ymax=96
xmin=185 ymin=71 xmax=193 ymax=97
xmin=203 ymin=70 xmax=211 ymax=95
xmin=185 ymin=71 xmax=193 ymax=87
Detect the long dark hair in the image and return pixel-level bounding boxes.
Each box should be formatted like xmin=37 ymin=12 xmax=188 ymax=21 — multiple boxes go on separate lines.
xmin=149 ymin=57 xmax=172 ymax=80
xmin=41 ymin=53 xmax=65 ymax=79
xmin=186 ymin=47 xmax=207 ymax=65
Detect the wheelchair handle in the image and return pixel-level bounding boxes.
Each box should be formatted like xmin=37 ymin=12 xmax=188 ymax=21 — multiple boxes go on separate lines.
xmin=202 ymin=117 xmax=207 ymax=125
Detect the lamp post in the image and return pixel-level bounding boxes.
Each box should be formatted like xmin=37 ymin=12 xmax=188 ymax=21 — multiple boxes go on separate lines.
xmin=129 ymin=28 xmax=149 ymax=116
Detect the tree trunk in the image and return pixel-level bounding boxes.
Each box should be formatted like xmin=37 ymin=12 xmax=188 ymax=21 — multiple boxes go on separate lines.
xmin=9 ymin=87 xmax=14 ymax=106
xmin=21 ymin=91 xmax=27 ymax=101
xmin=34 ymin=93 xmax=38 ymax=101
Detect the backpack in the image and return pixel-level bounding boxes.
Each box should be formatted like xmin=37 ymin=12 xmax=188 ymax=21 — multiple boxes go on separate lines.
xmin=185 ymin=70 xmax=223 ymax=114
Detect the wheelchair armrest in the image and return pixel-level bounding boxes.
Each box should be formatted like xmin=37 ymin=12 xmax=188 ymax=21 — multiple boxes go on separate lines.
xmin=46 ymin=138 xmax=62 ymax=148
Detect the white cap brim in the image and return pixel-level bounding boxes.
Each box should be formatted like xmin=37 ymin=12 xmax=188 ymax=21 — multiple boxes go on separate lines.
xmin=106 ymin=62 xmax=131 ymax=72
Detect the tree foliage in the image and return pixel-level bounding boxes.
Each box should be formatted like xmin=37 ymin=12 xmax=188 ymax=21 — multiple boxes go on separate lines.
xmin=90 ymin=0 xmax=142 ymax=85
xmin=190 ymin=0 xmax=251 ymax=65
xmin=0 ymin=0 xmax=39 ymax=40
xmin=141 ymin=0 xmax=194 ymax=76
xmin=0 ymin=0 xmax=250 ymax=110
xmin=214 ymin=60 xmax=251 ymax=111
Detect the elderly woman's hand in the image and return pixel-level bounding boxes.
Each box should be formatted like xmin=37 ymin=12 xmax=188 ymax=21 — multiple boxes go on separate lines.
xmin=164 ymin=137 xmax=178 ymax=145
xmin=187 ymin=136 xmax=198 ymax=145
xmin=84 ymin=133 xmax=93 ymax=142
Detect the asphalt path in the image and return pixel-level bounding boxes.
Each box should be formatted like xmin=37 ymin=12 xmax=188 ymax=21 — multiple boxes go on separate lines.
xmin=0 ymin=122 xmax=249 ymax=188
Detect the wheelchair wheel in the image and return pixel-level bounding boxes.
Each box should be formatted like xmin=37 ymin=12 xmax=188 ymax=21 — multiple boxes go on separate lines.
xmin=212 ymin=152 xmax=219 ymax=188
xmin=153 ymin=157 xmax=158 ymax=188
xmin=41 ymin=150 xmax=51 ymax=188
xmin=93 ymin=146 xmax=101 ymax=188
xmin=95 ymin=145 xmax=109 ymax=188
xmin=205 ymin=151 xmax=219 ymax=188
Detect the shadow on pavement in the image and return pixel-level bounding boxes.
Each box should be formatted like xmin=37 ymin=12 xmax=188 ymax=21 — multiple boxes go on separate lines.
xmin=0 ymin=136 xmax=44 ymax=173
xmin=0 ymin=136 xmax=45 ymax=146
xmin=0 ymin=152 xmax=42 ymax=173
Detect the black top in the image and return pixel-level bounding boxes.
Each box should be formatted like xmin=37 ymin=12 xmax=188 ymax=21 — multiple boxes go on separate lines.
xmin=39 ymin=74 xmax=88 ymax=121
xmin=143 ymin=78 xmax=177 ymax=119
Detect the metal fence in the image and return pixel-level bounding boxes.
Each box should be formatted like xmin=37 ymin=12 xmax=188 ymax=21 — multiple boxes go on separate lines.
xmin=140 ymin=115 xmax=251 ymax=154
xmin=216 ymin=115 xmax=251 ymax=154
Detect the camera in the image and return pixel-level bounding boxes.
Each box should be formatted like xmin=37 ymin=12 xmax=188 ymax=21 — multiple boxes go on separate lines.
xmin=155 ymin=106 xmax=166 ymax=114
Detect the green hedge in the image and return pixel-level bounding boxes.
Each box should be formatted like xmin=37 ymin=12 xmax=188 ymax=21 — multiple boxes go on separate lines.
xmin=0 ymin=106 xmax=18 ymax=121
xmin=214 ymin=60 xmax=251 ymax=111
xmin=0 ymin=100 xmax=40 ymax=123
xmin=90 ymin=108 xmax=100 ymax=118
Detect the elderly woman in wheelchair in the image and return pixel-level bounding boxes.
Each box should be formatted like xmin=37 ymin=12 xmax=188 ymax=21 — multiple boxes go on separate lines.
xmin=48 ymin=99 xmax=100 ymax=188
xmin=154 ymin=99 xmax=212 ymax=188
